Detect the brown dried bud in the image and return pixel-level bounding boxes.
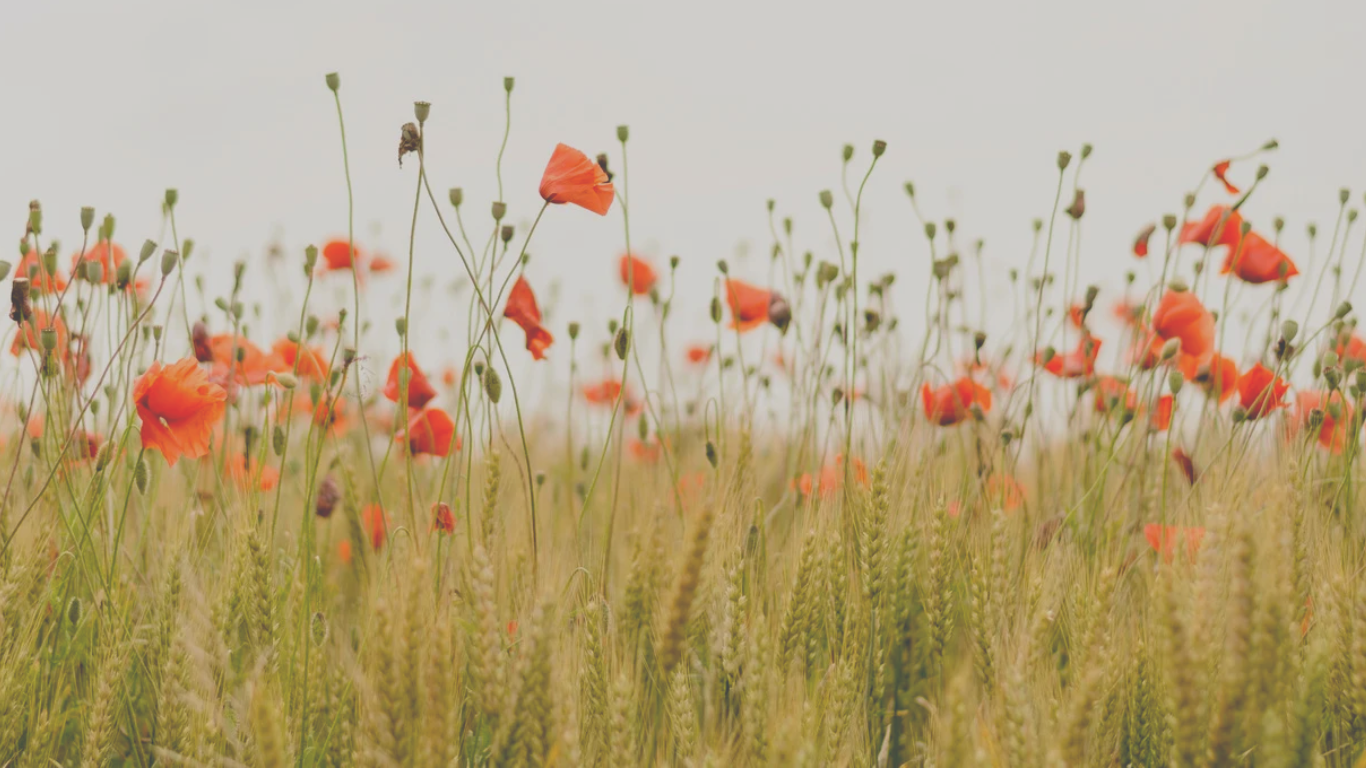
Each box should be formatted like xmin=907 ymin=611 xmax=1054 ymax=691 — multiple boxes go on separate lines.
xmin=1065 ymin=189 xmax=1086 ymax=220
xmin=315 ymin=475 xmax=340 ymax=518
xmin=10 ymin=277 xmax=31 ymax=323
xmin=767 ymin=293 xmax=792 ymax=333
xmin=398 ymin=122 xmax=421 ymax=167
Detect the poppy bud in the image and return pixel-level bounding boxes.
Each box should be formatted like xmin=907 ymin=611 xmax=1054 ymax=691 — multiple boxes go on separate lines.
xmin=819 ymin=190 xmax=834 ymax=209
xmin=395 ymin=317 xmax=407 ymax=336
xmin=705 ymin=440 xmax=718 ymax=468
xmin=41 ymin=248 xmax=57 ymax=276
xmin=1308 ymin=408 xmax=1325 ymax=433
xmin=709 ymin=297 xmax=722 ymax=324
xmin=614 ymin=328 xmax=630 ymax=360
xmin=134 ymin=458 xmax=148 ymax=493
xmin=316 ymin=475 xmax=340 ymax=518
xmin=164 ymin=188 xmax=179 ymax=209
xmin=1159 ymin=338 xmax=1181 ymax=361
xmin=1323 ymin=352 xmax=1339 ymax=370
xmin=414 ymin=100 xmax=431 ymax=123
xmin=616 ymin=124 xmax=630 ymax=143
xmin=275 ymin=373 xmax=299 ymax=390
xmin=872 ymin=139 xmax=887 ymax=157
xmin=491 ymin=202 xmax=506 ymax=221
xmin=483 ymin=367 xmax=503 ymax=403
xmin=1349 ymin=210 xmax=1359 ymax=224
xmin=272 ymin=425 xmax=286 ymax=456
xmin=1312 ymin=358 xmax=1323 ymax=379
xmin=1168 ymin=370 xmax=1184 ymax=395
xmin=637 ymin=415 xmax=649 ymax=441
xmin=816 ymin=262 xmax=840 ymax=288
xmin=1256 ymin=165 xmax=1269 ymax=181
xmin=100 ymin=214 xmax=116 ymax=240
xmin=161 ymin=249 xmax=179 ymax=276
xmin=1162 ymin=214 xmax=1178 ymax=231
xmin=565 ymin=321 xmax=580 ymax=342
xmin=767 ymin=294 xmax=792 ymax=333
xmin=0 ymin=262 xmax=9 ymax=282
xmin=1277 ymin=319 xmax=1299 ymax=345
xmin=1335 ymin=301 xmax=1353 ymax=320
xmin=841 ymin=144 xmax=854 ymax=162
xmin=67 ymin=596 xmax=82 ymax=625
xmin=27 ymin=201 xmax=41 ymax=235
xmin=1169 ymin=277 xmax=1189 ymax=293
xmin=1057 ymin=151 xmax=1072 ymax=170
xmin=945 ymin=219 xmax=957 ymax=234
xmin=1080 ymin=143 xmax=1093 ymax=159
xmin=925 ymin=222 xmax=937 ymax=240
xmin=1325 ymin=367 xmax=1341 ymax=390
xmin=10 ymin=278 xmax=31 ymax=323
xmin=501 ymin=225 xmax=514 ymax=244
xmin=904 ymin=181 xmax=915 ymax=198
xmin=112 ymin=260 xmax=131 ymax=291
xmin=865 ymin=309 xmax=882 ymax=332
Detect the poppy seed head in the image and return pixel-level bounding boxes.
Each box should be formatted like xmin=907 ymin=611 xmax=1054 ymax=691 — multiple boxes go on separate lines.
xmin=80 ymin=207 xmax=95 ymax=232
xmin=414 ymin=101 xmax=430 ymax=123
xmin=325 ymin=72 xmax=340 ymax=92
xmin=448 ymin=188 xmax=464 ymax=208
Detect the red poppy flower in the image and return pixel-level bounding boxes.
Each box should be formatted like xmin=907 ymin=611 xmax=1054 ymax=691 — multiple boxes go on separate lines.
xmin=1212 ymin=160 xmax=1239 ymax=195
xmin=1132 ymin=223 xmax=1155 ymax=258
xmin=1179 ymin=205 xmax=1244 ymax=249
xmin=1067 ymin=303 xmax=1087 ymax=329
xmin=11 ymin=310 xmax=69 ymax=359
xmin=619 ymin=254 xmax=657 ymax=295
xmin=984 ymin=473 xmax=1025 ymax=512
xmin=209 ymin=334 xmax=275 ymax=386
xmin=432 ymin=502 xmax=455 ymax=534
xmin=271 ymin=338 xmax=329 ymax=380
xmin=1112 ymin=300 xmax=1142 ymax=328
xmin=1223 ymin=232 xmax=1299 ymax=284
xmin=1037 ymin=334 xmax=1102 ymax=378
xmin=581 ymin=378 xmax=642 ymax=415
xmin=1339 ymin=333 xmax=1366 ymax=364
xmin=1144 ymin=524 xmax=1205 ymax=564
xmin=1151 ymin=290 xmax=1214 ymax=363
xmin=1292 ymin=391 xmax=1355 ymax=453
xmin=384 ymin=352 xmax=437 ymax=409
xmin=1093 ymin=376 xmax=1136 ymax=414
xmin=799 ymin=455 xmax=870 ymax=499
xmin=362 ymin=504 xmax=389 ymax=550
xmin=228 ymin=454 xmax=280 ymax=491
xmin=134 ymin=359 xmax=228 ymax=467
xmin=627 ymin=438 xmax=662 ymax=462
xmin=503 ymin=276 xmax=554 ymax=361
xmin=921 ymin=377 xmax=992 ymax=426
xmin=368 ymin=255 xmax=395 ymax=274
xmin=71 ymin=242 xmax=126 ymax=284
xmin=338 ymin=539 xmax=353 ymax=565
xmin=725 ymin=279 xmax=772 ymax=332
xmin=538 ymin=143 xmax=614 ymax=215
xmin=321 ymin=239 xmax=363 ymax=271
xmin=1151 ymin=394 xmax=1175 ymax=432
xmin=685 ymin=344 xmax=712 ymax=365
xmin=1180 ymin=353 xmax=1238 ymax=404
xmin=17 ymin=250 xmax=66 ymax=293
xmin=398 ymin=408 xmax=459 ymax=457
xmin=1236 ymin=363 xmax=1288 ymax=419
xmin=1171 ymin=448 xmax=1198 ymax=485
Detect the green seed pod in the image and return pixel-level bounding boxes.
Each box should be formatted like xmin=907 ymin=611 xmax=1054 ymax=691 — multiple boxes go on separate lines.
xmin=448 ymin=188 xmax=463 ymax=208
xmin=1168 ymin=370 xmax=1184 ymax=395
xmin=1281 ymin=319 xmax=1299 ymax=343
xmin=491 ymin=201 xmax=506 ymax=221
xmin=1335 ymin=301 xmax=1353 ymax=320
xmin=304 ymin=245 xmax=318 ymax=274
xmin=614 ymin=328 xmax=630 ymax=360
xmin=68 ymin=597 xmax=82 ymax=625
xmin=395 ymin=317 xmax=407 ymax=336
xmin=325 ymin=72 xmax=340 ymax=91
xmin=819 ymin=190 xmax=834 ymax=209
xmin=705 ymin=440 xmax=718 ymax=468
xmin=710 ymin=297 xmax=722 ymax=324
xmin=134 ymin=458 xmax=148 ymax=493
xmin=272 ymin=425 xmax=286 ymax=456
xmin=483 ymin=367 xmax=503 ymax=404
xmin=616 ymin=124 xmax=630 ymax=143
xmin=165 ymin=188 xmax=179 ymax=208
xmin=160 ymin=249 xmax=179 ymax=276
xmin=872 ymin=139 xmax=887 ymax=157
xmin=95 ymin=442 xmax=114 ymax=472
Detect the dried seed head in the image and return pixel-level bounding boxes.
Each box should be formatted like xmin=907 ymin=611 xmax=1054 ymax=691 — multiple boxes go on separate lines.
xmin=10 ymin=278 xmax=31 ymax=323
xmin=161 ymin=249 xmax=179 ymax=277
xmin=165 ymin=188 xmax=178 ymax=208
xmin=491 ymin=201 xmax=507 ymax=221
xmin=398 ymin=122 xmax=421 ymax=166
xmin=767 ymin=294 xmax=792 ymax=333
xmin=1066 ymin=189 xmax=1086 ymax=219
xmin=501 ymin=225 xmax=514 ymax=244
xmin=871 ymin=139 xmax=887 ymax=157
xmin=1057 ymin=150 xmax=1072 ymax=170
xmin=316 ymin=475 xmax=340 ymax=518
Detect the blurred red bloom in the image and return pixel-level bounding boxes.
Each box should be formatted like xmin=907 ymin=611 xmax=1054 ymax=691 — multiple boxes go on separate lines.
xmin=134 ymin=359 xmax=228 ymax=467
xmin=71 ymin=242 xmax=126 ymax=284
xmin=1212 ymin=160 xmax=1240 ymax=195
xmin=619 ymin=254 xmax=657 ymax=295
xmin=1144 ymin=524 xmax=1205 ymax=564
xmin=1171 ymin=448 xmax=1198 ymax=485
xmin=362 ymin=504 xmax=389 ymax=550
xmin=1132 ymin=223 xmax=1155 ymax=258
xmin=1067 ymin=303 xmax=1086 ymax=329
xmin=1179 ymin=205 xmax=1244 ymax=249
xmin=384 ymin=352 xmax=437 ymax=409
xmin=798 ymin=455 xmax=870 ymax=499
xmin=228 ymin=454 xmax=280 ymax=491
xmin=17 ymin=250 xmax=66 ymax=293
xmin=271 ymin=338 xmax=329 ymax=380
xmin=209 ymin=334 xmax=275 ymax=386
xmin=1093 ymin=376 xmax=1136 ymax=414
xmin=582 ymin=377 xmax=641 ymax=415
xmin=1151 ymin=394 xmax=1174 ymax=432
xmin=368 ymin=255 xmax=395 ymax=274
xmin=432 ymin=503 xmax=455 ymax=534
xmin=11 ymin=310 xmax=69 ymax=359
xmin=1292 ymin=391 xmax=1355 ymax=453
xmin=627 ymin=438 xmax=662 ymax=462
xmin=1236 ymin=363 xmax=1288 ymax=419
xmin=321 ymin=239 xmax=363 ymax=271
xmin=1223 ymin=232 xmax=1299 ymax=284
xmin=724 ymin=279 xmax=772 ymax=332
xmin=1151 ymin=290 xmax=1214 ymax=364
xmin=398 ymin=408 xmax=459 ymax=457
xmin=504 ymin=276 xmax=554 ymax=361
xmin=685 ymin=344 xmax=712 ymax=365
xmin=1037 ymin=333 xmax=1102 ymax=379
xmin=338 ymin=539 xmax=353 ymax=565
xmin=984 ymin=473 xmax=1025 ymax=512
xmin=539 ymin=143 xmax=614 ymax=215
xmin=1337 ymin=333 xmax=1366 ymax=364
xmin=921 ymin=377 xmax=992 ymax=426
xmin=1181 ymin=353 xmax=1238 ymax=404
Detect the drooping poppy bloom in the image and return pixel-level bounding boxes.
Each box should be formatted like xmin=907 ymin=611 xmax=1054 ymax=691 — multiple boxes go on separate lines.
xmin=684 ymin=344 xmax=712 ymax=365
xmin=921 ymin=377 xmax=992 ymax=426
xmin=1223 ymin=232 xmax=1299 ymax=284
xmin=271 ymin=338 xmax=329 ymax=380
xmin=384 ymin=352 xmax=437 ymax=409
xmin=1144 ymin=524 xmax=1205 ymax=564
xmin=321 ymin=239 xmax=363 ymax=271
xmin=398 ymin=408 xmax=458 ymax=457
xmin=619 ymin=254 xmax=657 ymax=295
xmin=11 ymin=310 xmax=69 ymax=359
xmin=1171 ymin=448 xmax=1198 ymax=485
xmin=71 ymin=242 xmax=126 ymax=284
xmin=1179 ymin=205 xmax=1245 ymax=250
xmin=1037 ymin=334 xmax=1102 ymax=379
xmin=1292 ymin=391 xmax=1356 ymax=453
xmin=1151 ymin=290 xmax=1215 ymax=364
xmin=1181 ymin=353 xmax=1238 ymax=404
xmin=208 ymin=334 xmax=275 ymax=385
xmin=362 ymin=504 xmax=389 ymax=550
xmin=17 ymin=250 xmax=67 ymax=293
xmin=1212 ymin=160 xmax=1240 ymax=195
xmin=227 ymin=454 xmax=280 ymax=491
xmin=984 ymin=473 xmax=1025 ymax=512
xmin=1236 ymin=363 xmax=1289 ymax=419
xmin=432 ymin=502 xmax=455 ymax=534
xmin=538 ymin=143 xmax=614 ymax=215
xmin=503 ymin=276 xmax=554 ymax=360
xmin=133 ymin=358 xmax=228 ymax=467
xmin=1132 ymin=223 xmax=1156 ymax=258
xmin=724 ymin=279 xmax=772 ymax=332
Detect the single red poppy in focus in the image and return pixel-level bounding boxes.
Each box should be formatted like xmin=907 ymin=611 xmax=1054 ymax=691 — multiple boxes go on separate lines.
xmin=1171 ymin=448 xmax=1198 ymax=485
xmin=362 ymin=504 xmax=389 ymax=550
xmin=619 ymin=254 xmax=657 ymax=295
xmin=1223 ymin=232 xmax=1299 ymax=284
xmin=1292 ymin=391 xmax=1355 ymax=453
xmin=685 ymin=344 xmax=712 ymax=365
xmin=271 ymin=338 xmax=329 ymax=380
xmin=724 ymin=279 xmax=772 ymax=332
xmin=1212 ymin=160 xmax=1240 ymax=195
xmin=398 ymin=408 xmax=459 ymax=457
xmin=134 ymin=359 xmax=228 ymax=466
xmin=539 ymin=143 xmax=615 ymax=215
xmin=1144 ymin=524 xmax=1205 ymax=564
xmin=1132 ymin=223 xmax=1156 ymax=258
xmin=384 ymin=352 xmax=437 ymax=409
xmin=1179 ymin=206 xmax=1244 ymax=250
xmin=432 ymin=502 xmax=455 ymax=534
xmin=504 ymin=276 xmax=554 ymax=361
xmin=921 ymin=377 xmax=992 ymax=426
xmin=1236 ymin=363 xmax=1289 ymax=419
xmin=1037 ymin=334 xmax=1102 ymax=379
xmin=71 ymin=242 xmax=126 ymax=284
xmin=17 ymin=250 xmax=67 ymax=293
xmin=1151 ymin=290 xmax=1215 ymax=364
xmin=321 ymin=239 xmax=363 ymax=271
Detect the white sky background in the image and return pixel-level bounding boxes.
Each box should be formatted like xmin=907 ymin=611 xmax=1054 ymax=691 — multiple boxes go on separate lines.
xmin=4 ymin=0 xmax=1366 ymax=404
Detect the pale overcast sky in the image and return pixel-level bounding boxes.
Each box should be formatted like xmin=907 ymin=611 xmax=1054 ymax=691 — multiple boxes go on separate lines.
xmin=4 ymin=0 xmax=1365 ymax=383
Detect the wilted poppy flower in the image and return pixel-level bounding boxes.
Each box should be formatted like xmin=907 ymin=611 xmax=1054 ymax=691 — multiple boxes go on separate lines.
xmin=384 ymin=352 xmax=437 ymax=409
xmin=619 ymin=254 xmax=657 ymax=295
xmin=1292 ymin=391 xmax=1355 ymax=453
xmin=1037 ymin=334 xmax=1102 ymax=378
xmin=321 ymin=239 xmax=363 ymax=271
xmin=1179 ymin=206 xmax=1244 ymax=250
xmin=1132 ymin=224 xmax=1156 ymax=258
xmin=1171 ymin=448 xmax=1198 ymax=485
xmin=503 ymin=276 xmax=553 ymax=360
xmin=1223 ymin=232 xmax=1299 ymax=284
xmin=432 ymin=502 xmax=455 ymax=534
xmin=539 ymin=143 xmax=614 ymax=215
xmin=18 ymin=250 xmax=66 ymax=293
xmin=11 ymin=310 xmax=68 ymax=359
xmin=921 ymin=377 xmax=992 ymax=426
xmin=271 ymin=338 xmax=329 ymax=380
xmin=1144 ymin=524 xmax=1205 ymax=564
xmin=1236 ymin=363 xmax=1289 ymax=419
xmin=685 ymin=344 xmax=712 ymax=365
xmin=134 ymin=358 xmax=228 ymax=467
xmin=1151 ymin=290 xmax=1214 ymax=364
xmin=227 ymin=454 xmax=280 ymax=491
xmin=362 ymin=504 xmax=389 ymax=550
xmin=71 ymin=242 xmax=126 ymax=284
xmin=209 ymin=334 xmax=275 ymax=386
xmin=1181 ymin=353 xmax=1238 ymax=404
xmin=984 ymin=473 xmax=1025 ymax=511
xmin=725 ymin=279 xmax=772 ymax=332
xmin=398 ymin=408 xmax=458 ymax=457
xmin=1212 ymin=160 xmax=1240 ymax=195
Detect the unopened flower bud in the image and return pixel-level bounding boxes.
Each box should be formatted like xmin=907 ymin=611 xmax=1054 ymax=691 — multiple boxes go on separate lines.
xmin=705 ymin=440 xmax=717 ymax=468
xmin=819 ymin=190 xmax=834 ymax=209
xmin=904 ymin=181 xmax=915 ymax=198
xmin=1168 ymin=370 xmax=1184 ymax=394
xmin=503 ymin=76 xmax=515 ymax=93
xmin=616 ymin=124 xmax=630 ymax=143
xmin=1335 ymin=301 xmax=1353 ymax=320
xmin=0 ymin=262 xmax=9 ymax=282
xmin=1160 ymin=338 xmax=1181 ymax=360
xmin=483 ymin=367 xmax=503 ymax=403
xmin=325 ymin=72 xmax=340 ymax=92
xmin=448 ymin=188 xmax=463 ymax=208
xmin=272 ymin=425 xmax=286 ymax=456
xmin=395 ymin=317 xmax=407 ymax=336
xmin=709 ymin=297 xmax=722 ymax=323
xmin=925 ymin=222 xmax=937 ymax=240
xmin=614 ymin=328 xmax=630 ymax=360
xmin=567 ymin=321 xmax=580 ymax=341
xmin=134 ymin=457 xmax=148 ymax=493
xmin=1080 ymin=142 xmax=1093 ymax=159
xmin=1256 ymin=165 xmax=1269 ymax=180
xmin=84 ymin=262 xmax=103 ymax=284
xmin=841 ymin=144 xmax=854 ymax=162
xmin=316 ymin=475 xmax=340 ymax=518
xmin=165 ymin=188 xmax=178 ymax=208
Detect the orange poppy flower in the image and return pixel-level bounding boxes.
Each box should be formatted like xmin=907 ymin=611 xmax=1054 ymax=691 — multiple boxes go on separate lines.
xmin=1112 ymin=299 xmax=1142 ymax=328
xmin=619 ymin=254 xmax=657 ymax=295
xmin=384 ymin=352 xmax=437 ymax=409
xmin=133 ymin=358 xmax=228 ymax=467
xmin=321 ymin=239 xmax=363 ymax=271
xmin=361 ymin=504 xmax=389 ymax=550
xmin=71 ymin=242 xmax=126 ymax=284
xmin=725 ymin=279 xmax=772 ymax=332
xmin=1212 ymin=160 xmax=1239 ymax=195
xmin=398 ymin=408 xmax=459 ymax=457
xmin=1151 ymin=290 xmax=1214 ymax=364
xmin=1132 ymin=223 xmax=1155 ymax=258
xmin=368 ymin=255 xmax=395 ymax=274
xmin=337 ymin=539 xmax=353 ymax=565
xmin=1093 ymin=376 xmax=1136 ymax=414
xmin=627 ymin=438 xmax=661 ymax=462
xmin=1337 ymin=332 xmax=1366 ymax=364
xmin=504 ymin=276 xmax=554 ymax=361
xmin=1292 ymin=391 xmax=1355 ymax=453
xmin=1236 ymin=363 xmax=1288 ymax=419
xmin=1171 ymin=448 xmax=1198 ymax=485
xmin=677 ymin=472 xmax=707 ymax=509
xmin=227 ymin=454 xmax=280 ymax=491
xmin=1223 ymin=232 xmax=1299 ymax=284
xmin=538 ymin=143 xmax=614 ymax=215
xmin=1037 ymin=334 xmax=1102 ymax=378
xmin=921 ymin=377 xmax=992 ymax=426
xmin=432 ymin=502 xmax=455 ymax=534
xmin=11 ymin=310 xmax=69 ymax=359
xmin=1144 ymin=524 xmax=1205 ymax=564
xmin=798 ymin=455 xmax=870 ymax=499
xmin=685 ymin=344 xmax=712 ymax=365
xmin=1179 ymin=205 xmax=1244 ymax=250
xmin=984 ymin=473 xmax=1025 ymax=512
xmin=1180 ymin=353 xmax=1238 ymax=404
xmin=313 ymin=394 xmax=350 ymax=434
xmin=209 ymin=334 xmax=275 ymax=385
xmin=17 ymin=250 xmax=67 ymax=293
xmin=1150 ymin=394 xmax=1175 ymax=432
xmin=271 ymin=338 xmax=329 ymax=380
